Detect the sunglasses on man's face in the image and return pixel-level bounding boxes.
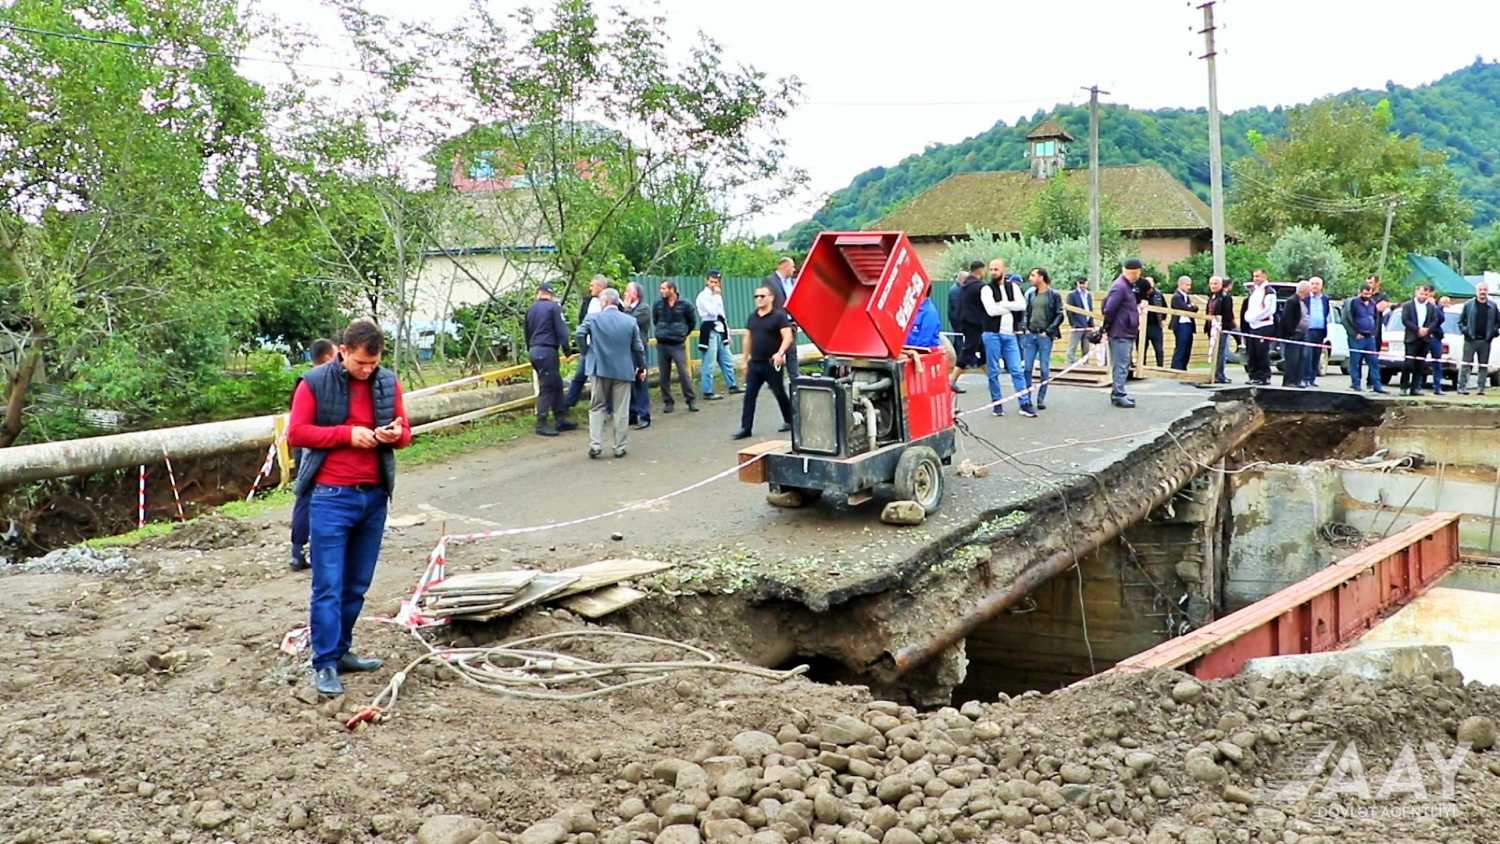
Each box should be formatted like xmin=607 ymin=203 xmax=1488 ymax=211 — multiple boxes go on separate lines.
xmin=755 ymin=293 xmax=771 ymax=298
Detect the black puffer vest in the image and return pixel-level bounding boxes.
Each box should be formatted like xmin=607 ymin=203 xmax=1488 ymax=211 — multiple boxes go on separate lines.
xmin=293 ymin=361 xmax=398 ymax=497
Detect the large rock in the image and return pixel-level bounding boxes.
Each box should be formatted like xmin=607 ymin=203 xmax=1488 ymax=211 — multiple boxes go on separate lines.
xmin=1242 ymin=646 xmax=1456 ymax=682
xmin=880 ymin=501 xmax=926 ymax=526
xmin=1458 ymin=716 xmax=1496 ymax=751
xmin=656 ymin=826 xmax=703 ymax=844
xmin=517 ymin=822 xmax=567 ymax=844
xmin=418 ymin=816 xmax=486 ymax=844
xmin=818 ymin=716 xmax=877 ymax=746
xmin=733 ymin=731 xmax=781 ymax=761
xmin=703 ymin=819 xmax=755 ymax=842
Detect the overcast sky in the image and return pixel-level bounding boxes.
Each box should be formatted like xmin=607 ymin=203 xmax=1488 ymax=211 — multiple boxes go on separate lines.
xmin=258 ymin=0 xmax=1496 ymax=235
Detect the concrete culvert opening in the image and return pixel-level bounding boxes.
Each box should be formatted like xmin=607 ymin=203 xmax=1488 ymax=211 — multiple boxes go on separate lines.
xmin=936 ymin=400 xmax=1499 ymax=705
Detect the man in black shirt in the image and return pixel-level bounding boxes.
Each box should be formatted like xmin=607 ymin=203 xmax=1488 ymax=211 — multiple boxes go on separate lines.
xmin=524 ymin=283 xmax=577 ymax=436
xmin=732 ymin=285 xmax=795 ymax=440
xmin=1138 ymin=276 xmax=1166 ymax=367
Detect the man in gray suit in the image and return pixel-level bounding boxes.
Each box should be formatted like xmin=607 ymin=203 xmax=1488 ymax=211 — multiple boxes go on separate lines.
xmin=574 ymin=288 xmax=646 ymax=459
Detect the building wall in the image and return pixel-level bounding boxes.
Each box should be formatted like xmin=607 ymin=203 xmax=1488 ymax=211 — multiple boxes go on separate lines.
xmin=1136 ymin=235 xmax=1202 ymax=271
xmin=410 ymin=252 xmax=552 ymax=324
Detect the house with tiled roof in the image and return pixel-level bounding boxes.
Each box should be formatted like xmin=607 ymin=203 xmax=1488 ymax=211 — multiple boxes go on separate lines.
xmin=872 ymin=120 xmax=1216 ymax=271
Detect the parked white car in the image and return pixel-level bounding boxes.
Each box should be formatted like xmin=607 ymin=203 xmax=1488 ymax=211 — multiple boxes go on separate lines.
xmin=1375 ymin=305 xmax=1497 ymax=388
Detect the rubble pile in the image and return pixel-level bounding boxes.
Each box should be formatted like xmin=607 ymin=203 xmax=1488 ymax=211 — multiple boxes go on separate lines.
xmin=501 ymin=669 xmax=1498 ymax=844
xmin=7 ymin=545 xmax=134 ymax=575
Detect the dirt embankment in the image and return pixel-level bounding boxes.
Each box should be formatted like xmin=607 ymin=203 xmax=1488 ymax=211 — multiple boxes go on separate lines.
xmin=2 ymin=516 xmax=1499 ymax=843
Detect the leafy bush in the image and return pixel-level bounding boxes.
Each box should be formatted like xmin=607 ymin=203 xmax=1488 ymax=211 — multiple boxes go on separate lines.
xmin=935 ymin=226 xmax=1155 ymax=288
xmin=1267 ymin=225 xmax=1350 ymax=294
xmin=1168 ymin=244 xmax=1272 ymax=293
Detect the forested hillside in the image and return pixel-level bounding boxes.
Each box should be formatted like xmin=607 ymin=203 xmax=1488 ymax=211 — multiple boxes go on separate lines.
xmin=786 ymin=59 xmax=1500 ymax=249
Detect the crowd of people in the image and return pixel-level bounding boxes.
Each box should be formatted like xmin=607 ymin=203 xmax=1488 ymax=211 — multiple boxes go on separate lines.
xmin=523 ymin=262 xmax=803 ymax=459
xmin=948 ymin=258 xmax=1500 ymax=408
xmin=278 ymin=255 xmax=1498 ymax=697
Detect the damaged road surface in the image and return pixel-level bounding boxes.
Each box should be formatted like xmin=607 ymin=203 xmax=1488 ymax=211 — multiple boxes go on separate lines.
xmin=6 ymin=378 xmax=1500 ymax=843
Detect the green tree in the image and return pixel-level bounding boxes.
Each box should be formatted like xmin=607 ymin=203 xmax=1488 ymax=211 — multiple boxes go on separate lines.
xmin=1168 ymin=244 xmax=1272 ymax=292
xmin=1228 ymin=98 xmax=1471 ymax=274
xmin=1266 ymin=226 xmax=1350 ymax=293
xmin=0 ymin=0 xmax=299 ymax=444
xmin=1019 ymin=175 xmax=1121 ymax=254
xmin=438 ymin=0 xmax=804 ymax=300
xmin=1469 ymin=225 xmax=1500 ymax=273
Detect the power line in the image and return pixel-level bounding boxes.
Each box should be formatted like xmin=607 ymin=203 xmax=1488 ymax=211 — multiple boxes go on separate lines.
xmin=0 ymin=21 xmax=459 ymax=82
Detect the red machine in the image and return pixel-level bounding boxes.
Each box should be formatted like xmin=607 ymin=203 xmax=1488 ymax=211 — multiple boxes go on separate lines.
xmin=739 ymin=232 xmax=955 ymax=512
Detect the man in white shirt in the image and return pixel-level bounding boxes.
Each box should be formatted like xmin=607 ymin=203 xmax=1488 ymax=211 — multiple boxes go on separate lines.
xmin=1242 ymin=268 xmax=1277 ymax=385
xmin=979 ymin=260 xmax=1034 ymax=418
xmin=695 ymin=270 xmax=740 ymax=399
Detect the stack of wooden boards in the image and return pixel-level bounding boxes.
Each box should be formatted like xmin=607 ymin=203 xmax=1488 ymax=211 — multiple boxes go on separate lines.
xmin=421 ymin=558 xmax=672 ymax=622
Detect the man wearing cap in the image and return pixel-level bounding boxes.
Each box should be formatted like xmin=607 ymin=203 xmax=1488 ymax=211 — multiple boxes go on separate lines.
xmin=524 ymin=283 xmax=577 ymax=437
xmin=1101 ymin=258 xmax=1143 ymax=408
xmin=696 ymin=270 xmax=740 ymax=400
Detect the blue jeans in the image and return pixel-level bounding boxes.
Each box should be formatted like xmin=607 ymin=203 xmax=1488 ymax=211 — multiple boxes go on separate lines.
xmin=290 ymin=490 xmax=310 ymax=550
xmin=981 ymin=332 xmax=1029 ymax=411
xmin=699 ymin=329 xmax=738 ymax=395
xmin=1301 ymin=328 xmax=1326 ymax=384
xmin=1349 ymin=335 xmax=1379 ymax=388
xmin=1109 ymin=337 xmax=1134 ymax=397
xmin=1019 ymin=333 xmax=1054 ymax=405
xmin=309 ymin=485 xmax=388 ymax=669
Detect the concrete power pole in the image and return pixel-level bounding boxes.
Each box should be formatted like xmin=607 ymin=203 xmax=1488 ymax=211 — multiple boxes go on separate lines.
xmin=1083 ymin=85 xmax=1109 ymax=291
xmin=1378 ymin=199 xmax=1398 ymax=275
xmin=1198 ymin=1 xmax=1227 ymax=280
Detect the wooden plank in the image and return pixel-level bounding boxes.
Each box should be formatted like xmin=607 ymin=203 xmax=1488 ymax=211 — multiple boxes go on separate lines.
xmin=464 ymin=572 xmax=581 ymax=621
xmin=425 ymin=570 xmax=538 ymax=597
xmin=1140 ymin=365 xmax=1212 ymax=384
xmin=738 ymin=440 xmax=791 ymax=483
xmin=558 ymin=585 xmax=648 ymax=619
xmin=553 ymin=559 xmax=674 ymax=598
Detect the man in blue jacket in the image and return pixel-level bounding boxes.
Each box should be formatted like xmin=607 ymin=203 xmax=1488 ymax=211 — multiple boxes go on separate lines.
xmin=576 ymin=289 xmax=647 ymax=458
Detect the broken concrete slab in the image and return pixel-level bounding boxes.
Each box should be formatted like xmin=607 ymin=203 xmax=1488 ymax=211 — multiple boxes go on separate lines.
xmin=1241 ymin=645 xmax=1456 ymax=682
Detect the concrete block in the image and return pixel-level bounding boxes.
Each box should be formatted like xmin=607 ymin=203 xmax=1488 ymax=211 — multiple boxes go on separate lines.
xmin=1225 ymin=464 xmax=1342 ymax=609
xmin=1240 ymin=645 xmax=1455 ymax=682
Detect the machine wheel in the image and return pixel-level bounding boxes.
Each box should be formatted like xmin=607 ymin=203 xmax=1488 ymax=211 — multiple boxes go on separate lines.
xmin=894 ymin=446 xmax=944 ymax=513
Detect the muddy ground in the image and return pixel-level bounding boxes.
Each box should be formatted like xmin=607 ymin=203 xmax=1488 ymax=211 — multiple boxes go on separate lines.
xmin=4 ymin=510 xmax=1500 ymax=843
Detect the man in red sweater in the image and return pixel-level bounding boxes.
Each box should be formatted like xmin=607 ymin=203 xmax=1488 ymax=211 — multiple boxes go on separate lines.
xmin=287 ymin=319 xmax=412 ymax=696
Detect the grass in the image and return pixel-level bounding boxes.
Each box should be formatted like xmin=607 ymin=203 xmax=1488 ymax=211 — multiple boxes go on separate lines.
xmin=80 ymin=408 xmax=541 ymax=550
xmin=401 ymin=411 xmax=538 ymax=467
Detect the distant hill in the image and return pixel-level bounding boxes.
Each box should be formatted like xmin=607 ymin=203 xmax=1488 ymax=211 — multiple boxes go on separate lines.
xmin=786 ymin=59 xmax=1500 ymax=249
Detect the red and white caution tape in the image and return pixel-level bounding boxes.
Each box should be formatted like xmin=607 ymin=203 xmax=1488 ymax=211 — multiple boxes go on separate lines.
xmin=246 ymin=441 xmax=277 ymax=502
xmin=160 ymin=443 xmax=186 ymax=522
xmin=138 ymin=465 xmax=147 ymax=529
xmin=1222 ymin=327 xmax=1494 ymax=368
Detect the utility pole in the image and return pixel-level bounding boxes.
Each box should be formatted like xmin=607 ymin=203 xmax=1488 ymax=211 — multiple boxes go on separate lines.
xmin=1083 ymin=84 xmax=1109 ymax=291
xmin=1377 ymin=199 xmax=1398 ymax=275
xmin=1197 ymin=1 xmax=1227 ymax=280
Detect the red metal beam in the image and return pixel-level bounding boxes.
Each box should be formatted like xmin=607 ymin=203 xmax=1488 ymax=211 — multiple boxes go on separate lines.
xmin=1107 ymin=511 xmax=1462 ymax=680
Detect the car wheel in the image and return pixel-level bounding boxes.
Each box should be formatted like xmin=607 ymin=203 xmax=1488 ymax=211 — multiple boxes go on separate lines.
xmin=893 ymin=446 xmax=944 ymax=513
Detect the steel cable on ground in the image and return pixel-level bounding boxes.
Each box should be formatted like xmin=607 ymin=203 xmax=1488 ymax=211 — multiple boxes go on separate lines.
xmin=356 ymin=629 xmax=809 ymax=723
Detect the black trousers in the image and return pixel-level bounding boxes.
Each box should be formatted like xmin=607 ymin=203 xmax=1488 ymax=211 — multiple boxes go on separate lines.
xmin=657 ymin=343 xmax=695 ymax=405
xmin=1246 ymin=325 xmax=1275 ymax=382
xmin=529 ymin=345 xmax=563 ymax=423
xmin=1142 ymin=323 xmax=1164 ymax=367
xmin=740 ymin=360 xmax=792 ymax=433
xmin=1281 ymin=333 xmax=1305 ymax=386
xmin=1170 ymin=324 xmax=1194 ymax=370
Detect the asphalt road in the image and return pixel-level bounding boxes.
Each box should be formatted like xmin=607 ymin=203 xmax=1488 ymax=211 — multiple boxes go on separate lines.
xmin=385 ymin=371 xmax=1215 ymax=607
